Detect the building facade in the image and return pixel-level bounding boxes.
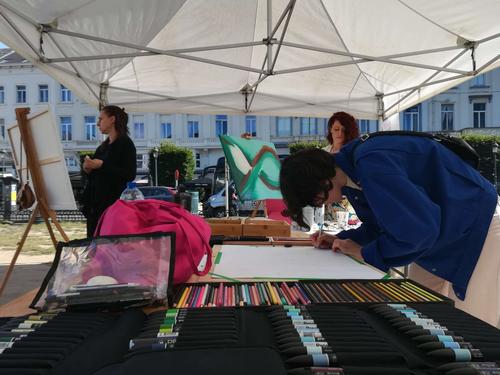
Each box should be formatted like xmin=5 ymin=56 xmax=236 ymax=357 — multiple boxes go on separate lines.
xmin=1 ymin=48 xmax=499 ymax=179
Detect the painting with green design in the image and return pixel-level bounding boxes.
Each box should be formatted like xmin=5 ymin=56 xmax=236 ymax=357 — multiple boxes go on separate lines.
xmin=219 ymin=135 xmax=282 ymax=201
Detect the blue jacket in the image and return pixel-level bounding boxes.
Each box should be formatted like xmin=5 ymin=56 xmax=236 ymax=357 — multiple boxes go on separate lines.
xmin=334 ymin=135 xmax=497 ymax=299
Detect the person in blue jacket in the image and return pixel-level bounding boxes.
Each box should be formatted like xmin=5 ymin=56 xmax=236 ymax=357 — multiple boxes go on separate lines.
xmin=280 ymin=136 xmax=499 ymax=327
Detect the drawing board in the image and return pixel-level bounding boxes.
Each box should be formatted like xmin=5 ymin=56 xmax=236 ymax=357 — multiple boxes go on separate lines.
xmin=7 ymin=107 xmax=77 ymax=210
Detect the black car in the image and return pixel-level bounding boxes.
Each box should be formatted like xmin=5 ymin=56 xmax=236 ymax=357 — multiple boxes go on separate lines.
xmin=138 ymin=186 xmax=175 ymax=202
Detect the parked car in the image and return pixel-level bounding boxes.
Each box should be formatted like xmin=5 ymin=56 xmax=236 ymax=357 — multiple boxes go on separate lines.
xmin=138 ymin=186 xmax=175 ymax=202
xmin=203 ymin=183 xmax=239 ymax=217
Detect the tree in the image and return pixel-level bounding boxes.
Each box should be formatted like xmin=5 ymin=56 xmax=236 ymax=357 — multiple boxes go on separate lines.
xmin=289 ymin=140 xmax=328 ymax=154
xmin=148 ymin=142 xmax=195 ymax=186
xmin=462 ymin=134 xmax=500 ymax=190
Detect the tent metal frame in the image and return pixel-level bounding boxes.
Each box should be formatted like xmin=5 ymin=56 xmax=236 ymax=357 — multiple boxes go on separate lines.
xmin=0 ymin=0 xmax=499 ymax=120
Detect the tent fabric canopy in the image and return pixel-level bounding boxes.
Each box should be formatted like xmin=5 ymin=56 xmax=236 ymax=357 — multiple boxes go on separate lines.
xmin=0 ymin=0 xmax=499 ymax=120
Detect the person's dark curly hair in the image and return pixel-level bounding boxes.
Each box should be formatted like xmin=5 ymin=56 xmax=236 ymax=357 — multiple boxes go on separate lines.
xmin=326 ymin=111 xmax=359 ymax=146
xmin=279 ymin=148 xmax=337 ymax=229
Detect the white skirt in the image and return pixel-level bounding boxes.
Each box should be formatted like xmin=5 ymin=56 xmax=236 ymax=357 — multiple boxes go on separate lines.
xmin=408 ymin=199 xmax=500 ymax=328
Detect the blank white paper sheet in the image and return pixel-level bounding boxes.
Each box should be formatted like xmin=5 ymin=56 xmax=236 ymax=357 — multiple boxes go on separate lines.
xmin=213 ymin=245 xmax=384 ymax=280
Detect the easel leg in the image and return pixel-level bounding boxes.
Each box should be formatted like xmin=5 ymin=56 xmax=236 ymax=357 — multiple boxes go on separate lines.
xmin=50 ymin=217 xmax=70 ymax=242
xmin=42 ymin=215 xmax=58 ymax=248
xmin=251 ymin=200 xmax=263 ymax=218
xmin=0 ymin=204 xmax=39 ymax=298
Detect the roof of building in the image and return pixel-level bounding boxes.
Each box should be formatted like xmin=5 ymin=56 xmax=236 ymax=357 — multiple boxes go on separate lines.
xmin=0 ymin=48 xmax=30 ymax=65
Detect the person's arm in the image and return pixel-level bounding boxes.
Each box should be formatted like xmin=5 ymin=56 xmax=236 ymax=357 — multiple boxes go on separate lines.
xmin=355 ymin=152 xmax=441 ymax=272
xmin=100 ymin=138 xmax=137 ymax=182
xmin=336 ymin=223 xmax=379 ymax=246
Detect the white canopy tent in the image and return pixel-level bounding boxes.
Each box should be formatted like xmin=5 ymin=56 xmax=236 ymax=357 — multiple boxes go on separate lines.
xmin=0 ymin=0 xmax=499 ymax=123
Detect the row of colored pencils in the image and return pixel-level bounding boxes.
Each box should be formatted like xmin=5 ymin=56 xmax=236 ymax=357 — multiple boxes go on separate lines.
xmin=173 ymin=280 xmax=443 ymax=308
xmin=173 ymin=282 xmax=311 ymax=308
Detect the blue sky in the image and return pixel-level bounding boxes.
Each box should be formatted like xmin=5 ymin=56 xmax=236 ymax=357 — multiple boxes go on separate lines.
xmin=0 ymin=42 xmax=7 ymax=48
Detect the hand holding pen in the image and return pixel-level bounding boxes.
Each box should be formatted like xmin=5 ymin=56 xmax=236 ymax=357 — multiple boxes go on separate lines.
xmin=310 ymin=224 xmax=337 ymax=249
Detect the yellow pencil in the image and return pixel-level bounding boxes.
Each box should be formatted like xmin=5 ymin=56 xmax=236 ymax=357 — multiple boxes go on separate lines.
xmin=267 ymin=282 xmax=279 ymax=305
xmin=342 ymin=283 xmax=365 ymax=302
xmin=402 ymin=281 xmax=442 ymax=301
xmin=177 ymin=286 xmax=191 ymax=308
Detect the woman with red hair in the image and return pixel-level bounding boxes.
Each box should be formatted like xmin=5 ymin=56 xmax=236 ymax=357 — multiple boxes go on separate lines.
xmin=323 ymin=111 xmax=360 ymax=154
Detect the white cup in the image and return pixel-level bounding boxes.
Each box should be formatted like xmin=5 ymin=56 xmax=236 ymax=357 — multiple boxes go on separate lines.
xmin=335 ymin=211 xmax=348 ymax=227
xmin=314 ymin=205 xmax=325 ymax=226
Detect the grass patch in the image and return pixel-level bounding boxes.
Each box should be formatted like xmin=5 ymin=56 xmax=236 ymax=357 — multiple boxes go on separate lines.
xmin=0 ymin=221 xmax=87 ymax=255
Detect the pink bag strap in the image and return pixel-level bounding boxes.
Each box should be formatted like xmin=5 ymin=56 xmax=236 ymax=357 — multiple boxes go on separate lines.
xmin=158 ymin=202 xmax=212 ymax=276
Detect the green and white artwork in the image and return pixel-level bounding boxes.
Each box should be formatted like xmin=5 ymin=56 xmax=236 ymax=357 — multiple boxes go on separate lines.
xmin=219 ymin=135 xmax=282 ymax=201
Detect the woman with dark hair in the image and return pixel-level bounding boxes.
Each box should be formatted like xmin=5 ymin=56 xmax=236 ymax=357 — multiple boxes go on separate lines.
xmin=323 ymin=111 xmax=360 ymax=154
xmin=280 ymin=140 xmax=499 ymax=326
xmin=82 ymin=105 xmax=137 ymax=237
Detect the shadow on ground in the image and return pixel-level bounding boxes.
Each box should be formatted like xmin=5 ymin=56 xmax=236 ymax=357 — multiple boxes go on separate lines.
xmin=0 ymin=263 xmax=51 ymax=305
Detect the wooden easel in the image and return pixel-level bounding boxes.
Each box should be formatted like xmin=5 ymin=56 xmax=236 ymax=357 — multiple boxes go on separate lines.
xmin=250 ymin=200 xmax=267 ymax=218
xmin=0 ymin=108 xmax=69 ymax=298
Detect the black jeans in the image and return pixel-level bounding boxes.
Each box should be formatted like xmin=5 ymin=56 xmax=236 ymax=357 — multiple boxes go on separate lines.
xmin=85 ymin=207 xmax=105 ymax=238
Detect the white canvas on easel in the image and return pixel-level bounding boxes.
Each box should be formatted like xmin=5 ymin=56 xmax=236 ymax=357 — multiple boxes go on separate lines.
xmin=7 ymin=107 xmax=76 ymax=210
xmin=0 ymin=107 xmax=72 ymax=298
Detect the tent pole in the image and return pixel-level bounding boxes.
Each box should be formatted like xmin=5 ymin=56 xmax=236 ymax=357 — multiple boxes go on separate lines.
xmin=224 ymin=160 xmax=229 ymax=217
xmin=45 ymin=26 xmax=264 ymax=74
xmin=0 ymin=8 xmax=44 ymax=60
xmin=266 ymin=0 xmax=273 ymax=74
xmin=384 ymin=49 xmax=469 ymax=115
xmin=45 ymin=31 xmax=101 ymax=103
xmin=377 ymin=94 xmax=385 ymax=130
xmin=99 ymin=83 xmax=109 ymax=110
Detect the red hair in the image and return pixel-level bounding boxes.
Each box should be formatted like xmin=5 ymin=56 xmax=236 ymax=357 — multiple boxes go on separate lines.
xmin=326 ymin=111 xmax=359 ymax=145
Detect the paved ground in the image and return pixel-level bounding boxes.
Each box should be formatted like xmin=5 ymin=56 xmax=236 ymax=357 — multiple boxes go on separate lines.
xmin=0 ymin=252 xmax=53 ymax=305
xmin=0 ymin=222 xmax=86 ymax=306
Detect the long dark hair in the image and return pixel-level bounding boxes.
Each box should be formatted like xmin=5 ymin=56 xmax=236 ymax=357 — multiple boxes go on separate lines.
xmin=326 ymin=111 xmax=359 ymax=146
xmin=280 ymin=148 xmax=337 ymax=229
xmin=101 ymin=105 xmax=129 ymax=137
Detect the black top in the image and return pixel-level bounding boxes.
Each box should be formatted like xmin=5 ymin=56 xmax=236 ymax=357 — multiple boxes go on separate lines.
xmin=82 ymin=135 xmax=137 ymax=215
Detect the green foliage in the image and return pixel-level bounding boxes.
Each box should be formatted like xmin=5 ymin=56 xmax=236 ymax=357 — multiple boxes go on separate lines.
xmin=289 ymin=140 xmax=328 ymax=154
xmin=148 ymin=142 xmax=195 ymax=186
xmin=461 ymin=134 xmax=500 ymax=189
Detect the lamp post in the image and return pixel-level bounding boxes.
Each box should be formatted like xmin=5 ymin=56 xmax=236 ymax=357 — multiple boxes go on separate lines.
xmin=493 ymin=142 xmax=499 ymax=192
xmin=0 ymin=150 xmax=5 ymax=174
xmin=153 ymin=147 xmax=159 ymax=186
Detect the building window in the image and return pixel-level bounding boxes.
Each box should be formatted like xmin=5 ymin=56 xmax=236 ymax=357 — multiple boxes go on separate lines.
xmin=85 ymin=116 xmax=97 ymax=140
xmin=133 ymin=116 xmax=145 ymax=139
xmin=188 ymin=121 xmax=199 ymax=138
xmin=473 ymin=102 xmax=486 ymax=128
xmin=276 ymin=117 xmax=292 ymax=136
xmin=64 ymin=157 xmax=77 ymax=167
xmin=441 ymin=104 xmax=454 ymax=131
xmin=358 ymin=120 xmax=370 ymax=134
xmin=472 ymin=74 xmax=486 ymax=87
xmin=0 ymin=118 xmax=4 ymax=139
xmin=215 ymin=115 xmax=228 ymax=136
xmin=16 ymin=85 xmax=26 ymax=103
xmin=60 ymin=116 xmax=72 ymax=141
xmin=160 ymin=122 xmax=172 ymax=138
xmin=403 ymin=105 xmax=421 ymax=131
xmin=245 ymin=115 xmax=257 ymax=136
xmin=195 ymin=152 xmax=201 ymax=168
xmin=300 ymin=118 xmax=318 ymax=135
xmin=136 ymin=154 xmax=146 ymax=169
xmin=60 ymin=85 xmax=72 ymax=102
xmin=38 ymin=84 xmax=49 ymax=103
xmin=0 ymin=86 xmax=4 ymax=104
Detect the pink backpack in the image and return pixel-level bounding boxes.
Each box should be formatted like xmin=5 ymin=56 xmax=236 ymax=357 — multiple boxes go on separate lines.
xmin=94 ymin=199 xmax=212 ymax=285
